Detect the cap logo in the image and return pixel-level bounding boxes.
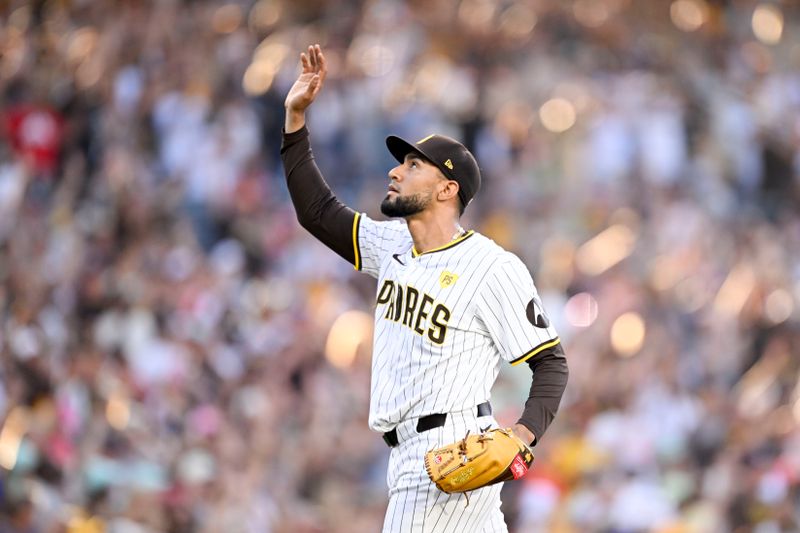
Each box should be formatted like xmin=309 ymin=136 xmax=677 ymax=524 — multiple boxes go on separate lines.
xmin=417 ymin=134 xmax=435 ymax=144
xmin=444 ymin=159 xmax=453 ymax=170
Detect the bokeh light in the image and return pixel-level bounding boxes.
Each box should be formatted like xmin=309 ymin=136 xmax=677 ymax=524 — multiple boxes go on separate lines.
xmin=0 ymin=407 xmax=27 ymax=470
xmin=67 ymin=515 xmax=104 ymax=533
xmin=539 ymin=98 xmax=577 ymax=133
xmin=1 ymin=32 xmax=26 ymax=78
xmin=565 ymin=292 xmax=599 ymax=328
xmin=670 ymin=0 xmax=708 ymax=32
xmin=212 ymin=4 xmax=243 ymax=34
xmin=325 ymin=311 xmax=373 ymax=369
xmin=575 ymin=224 xmax=637 ymax=276
xmin=714 ymin=263 xmax=755 ymax=318
xmin=573 ymin=0 xmax=609 ymax=28
xmin=764 ymin=289 xmax=793 ymax=324
xmin=106 ymin=393 xmax=131 ymax=431
xmin=67 ymin=27 xmax=99 ymax=65
xmin=254 ymin=40 xmax=290 ymax=66
xmin=243 ymin=61 xmax=276 ymax=96
xmin=249 ymin=0 xmax=282 ymax=31
xmin=736 ymin=350 xmax=787 ymax=420
xmin=458 ymin=0 xmax=497 ymax=31
xmin=499 ymin=4 xmax=537 ymax=40
xmin=610 ymin=312 xmax=645 ymax=357
xmin=752 ymin=4 xmax=783 ymax=45
xmin=243 ymin=40 xmax=289 ymax=96
xmin=650 ymin=254 xmax=686 ymax=292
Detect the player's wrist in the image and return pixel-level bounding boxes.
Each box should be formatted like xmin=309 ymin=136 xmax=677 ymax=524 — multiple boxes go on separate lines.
xmin=512 ymin=423 xmax=536 ymax=446
xmin=285 ymin=109 xmax=307 ymax=133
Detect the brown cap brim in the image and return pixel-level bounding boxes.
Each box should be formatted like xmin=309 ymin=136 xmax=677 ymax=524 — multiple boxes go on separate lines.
xmin=386 ymin=136 xmax=432 ymax=166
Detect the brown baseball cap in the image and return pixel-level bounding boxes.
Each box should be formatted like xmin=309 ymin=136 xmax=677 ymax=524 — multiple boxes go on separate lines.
xmin=386 ymin=134 xmax=482 ymax=210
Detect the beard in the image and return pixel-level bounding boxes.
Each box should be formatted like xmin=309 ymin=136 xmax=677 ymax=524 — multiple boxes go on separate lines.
xmin=380 ymin=191 xmax=432 ymax=218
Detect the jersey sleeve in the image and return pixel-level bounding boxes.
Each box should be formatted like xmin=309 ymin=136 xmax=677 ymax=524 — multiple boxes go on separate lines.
xmin=475 ymin=255 xmax=561 ymax=365
xmin=354 ymin=213 xmax=409 ymax=278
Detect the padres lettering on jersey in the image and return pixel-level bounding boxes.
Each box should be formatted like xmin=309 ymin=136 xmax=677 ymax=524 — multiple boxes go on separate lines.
xmin=353 ymin=213 xmax=560 ymax=433
xmin=375 ymin=280 xmax=451 ymax=344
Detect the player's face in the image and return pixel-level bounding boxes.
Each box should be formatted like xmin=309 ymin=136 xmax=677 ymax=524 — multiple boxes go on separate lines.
xmin=381 ymin=153 xmax=444 ymax=218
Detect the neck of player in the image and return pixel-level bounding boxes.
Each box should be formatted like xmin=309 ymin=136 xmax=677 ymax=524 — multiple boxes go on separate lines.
xmin=406 ymin=214 xmax=466 ymax=255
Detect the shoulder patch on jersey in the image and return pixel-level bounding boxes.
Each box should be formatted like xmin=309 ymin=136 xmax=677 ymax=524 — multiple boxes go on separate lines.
xmin=439 ymin=271 xmax=459 ymax=288
xmin=526 ymin=297 xmax=550 ymax=328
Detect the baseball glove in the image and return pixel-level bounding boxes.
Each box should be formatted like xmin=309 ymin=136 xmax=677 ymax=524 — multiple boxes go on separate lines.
xmin=424 ymin=428 xmax=534 ymax=493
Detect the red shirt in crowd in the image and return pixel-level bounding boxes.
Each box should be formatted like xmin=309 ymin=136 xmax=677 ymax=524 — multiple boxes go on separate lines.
xmin=4 ymin=103 xmax=64 ymax=177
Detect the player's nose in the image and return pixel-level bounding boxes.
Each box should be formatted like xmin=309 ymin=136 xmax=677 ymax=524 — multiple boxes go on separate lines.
xmin=388 ymin=165 xmax=403 ymax=182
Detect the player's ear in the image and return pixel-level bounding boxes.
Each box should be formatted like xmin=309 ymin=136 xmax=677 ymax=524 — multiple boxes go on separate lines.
xmin=437 ymin=179 xmax=460 ymax=203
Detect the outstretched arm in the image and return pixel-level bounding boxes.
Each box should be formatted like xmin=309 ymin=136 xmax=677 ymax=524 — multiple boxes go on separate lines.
xmin=281 ymin=45 xmax=358 ymax=265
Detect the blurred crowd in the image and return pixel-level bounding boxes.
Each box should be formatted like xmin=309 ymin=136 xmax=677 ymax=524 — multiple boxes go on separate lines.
xmin=1 ymin=0 xmax=799 ymax=531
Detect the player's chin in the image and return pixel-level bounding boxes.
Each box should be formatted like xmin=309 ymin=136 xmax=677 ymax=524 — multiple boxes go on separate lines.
xmin=380 ymin=195 xmax=403 ymax=217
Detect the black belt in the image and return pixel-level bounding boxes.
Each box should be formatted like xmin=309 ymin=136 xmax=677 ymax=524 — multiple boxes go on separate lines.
xmin=382 ymin=402 xmax=492 ymax=448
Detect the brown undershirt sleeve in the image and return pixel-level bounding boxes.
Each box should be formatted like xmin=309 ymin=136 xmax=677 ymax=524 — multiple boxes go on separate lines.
xmin=516 ymin=343 xmax=569 ymax=446
xmin=281 ymin=126 xmax=358 ymax=265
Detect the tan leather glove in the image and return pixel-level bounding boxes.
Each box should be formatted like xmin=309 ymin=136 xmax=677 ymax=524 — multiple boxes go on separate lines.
xmin=424 ymin=428 xmax=534 ymax=493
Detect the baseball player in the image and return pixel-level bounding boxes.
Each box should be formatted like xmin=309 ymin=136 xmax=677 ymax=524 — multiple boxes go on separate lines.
xmin=282 ymin=45 xmax=568 ymax=532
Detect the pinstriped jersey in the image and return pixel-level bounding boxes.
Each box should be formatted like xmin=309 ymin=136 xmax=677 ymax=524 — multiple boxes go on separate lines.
xmin=353 ymin=213 xmax=561 ymax=433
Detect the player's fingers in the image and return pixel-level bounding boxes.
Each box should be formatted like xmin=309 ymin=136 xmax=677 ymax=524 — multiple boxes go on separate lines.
xmin=312 ymin=44 xmax=322 ymax=74
xmin=316 ymin=44 xmax=328 ymax=82
xmin=300 ymin=52 xmax=310 ymax=72
xmin=308 ymin=45 xmax=317 ymax=70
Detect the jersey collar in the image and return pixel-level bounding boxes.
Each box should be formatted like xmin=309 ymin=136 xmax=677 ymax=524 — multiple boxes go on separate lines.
xmin=411 ymin=230 xmax=475 ymax=258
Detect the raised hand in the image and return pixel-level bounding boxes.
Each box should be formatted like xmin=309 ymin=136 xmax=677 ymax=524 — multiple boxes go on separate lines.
xmin=285 ymin=44 xmax=327 ymax=132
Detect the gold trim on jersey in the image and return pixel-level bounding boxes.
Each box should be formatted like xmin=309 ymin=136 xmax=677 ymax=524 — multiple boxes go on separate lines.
xmin=412 ymin=230 xmax=475 ymax=258
xmin=352 ymin=212 xmax=362 ymax=271
xmin=510 ymin=337 xmax=561 ymax=366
